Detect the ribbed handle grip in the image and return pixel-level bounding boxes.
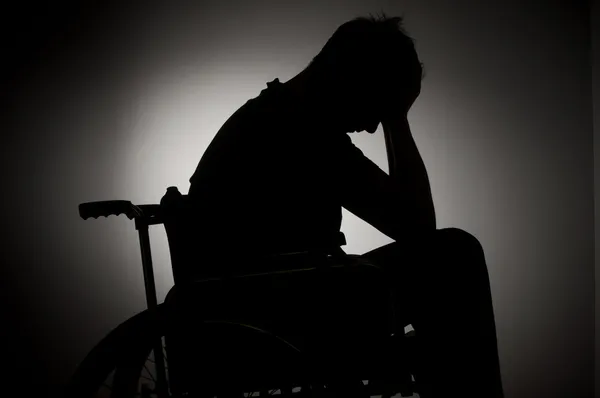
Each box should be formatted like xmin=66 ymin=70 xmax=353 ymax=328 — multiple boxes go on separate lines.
xmin=79 ymin=200 xmax=142 ymax=220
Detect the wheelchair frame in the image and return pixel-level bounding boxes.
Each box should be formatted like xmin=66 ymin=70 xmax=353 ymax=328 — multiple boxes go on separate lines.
xmin=74 ymin=188 xmax=418 ymax=397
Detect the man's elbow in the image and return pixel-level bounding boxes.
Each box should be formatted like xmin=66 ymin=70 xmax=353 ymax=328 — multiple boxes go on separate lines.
xmin=387 ymin=201 xmax=437 ymax=241
xmin=422 ymin=201 xmax=437 ymax=230
xmin=419 ymin=199 xmax=437 ymax=232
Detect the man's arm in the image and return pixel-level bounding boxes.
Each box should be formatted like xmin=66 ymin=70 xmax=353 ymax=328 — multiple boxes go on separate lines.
xmin=332 ymin=119 xmax=436 ymax=242
xmin=382 ymin=116 xmax=436 ymax=230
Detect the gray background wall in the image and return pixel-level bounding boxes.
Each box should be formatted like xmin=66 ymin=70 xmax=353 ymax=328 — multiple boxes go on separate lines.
xmin=2 ymin=1 xmax=594 ymax=396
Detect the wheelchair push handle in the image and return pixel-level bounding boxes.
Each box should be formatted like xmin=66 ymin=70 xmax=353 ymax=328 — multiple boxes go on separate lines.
xmin=78 ymin=200 xmax=159 ymax=220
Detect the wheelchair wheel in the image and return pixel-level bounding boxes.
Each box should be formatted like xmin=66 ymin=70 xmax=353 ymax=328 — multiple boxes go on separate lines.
xmin=64 ymin=304 xmax=368 ymax=398
xmin=64 ymin=305 xmax=168 ymax=398
xmin=125 ymin=319 xmax=369 ymax=398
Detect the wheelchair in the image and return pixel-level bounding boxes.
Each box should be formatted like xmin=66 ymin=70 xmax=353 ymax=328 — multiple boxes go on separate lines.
xmin=64 ymin=186 xmax=420 ymax=398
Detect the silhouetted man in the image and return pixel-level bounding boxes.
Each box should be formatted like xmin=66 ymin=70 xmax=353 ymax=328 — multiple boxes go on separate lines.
xmin=188 ymin=14 xmax=504 ymax=398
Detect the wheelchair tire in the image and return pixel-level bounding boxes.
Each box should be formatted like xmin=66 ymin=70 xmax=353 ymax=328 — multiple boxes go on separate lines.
xmin=64 ymin=303 xmax=369 ymax=398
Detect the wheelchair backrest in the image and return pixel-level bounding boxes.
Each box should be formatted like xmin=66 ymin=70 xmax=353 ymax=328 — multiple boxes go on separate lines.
xmin=159 ymin=186 xmax=348 ymax=284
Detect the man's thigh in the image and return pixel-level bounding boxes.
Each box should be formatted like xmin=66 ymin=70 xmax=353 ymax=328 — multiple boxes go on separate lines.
xmin=355 ymin=228 xmax=482 ymax=320
xmin=358 ymin=227 xmax=480 ymax=274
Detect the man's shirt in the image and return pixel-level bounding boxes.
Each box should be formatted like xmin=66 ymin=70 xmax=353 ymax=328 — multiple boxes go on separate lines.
xmin=188 ymin=78 xmax=389 ymax=261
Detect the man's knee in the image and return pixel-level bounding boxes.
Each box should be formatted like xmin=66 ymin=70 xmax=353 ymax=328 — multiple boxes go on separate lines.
xmin=436 ymin=227 xmax=491 ymax=287
xmin=438 ymin=227 xmax=484 ymax=255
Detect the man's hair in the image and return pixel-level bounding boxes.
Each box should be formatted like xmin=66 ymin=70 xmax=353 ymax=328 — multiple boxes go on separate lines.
xmin=305 ymin=12 xmax=425 ymax=100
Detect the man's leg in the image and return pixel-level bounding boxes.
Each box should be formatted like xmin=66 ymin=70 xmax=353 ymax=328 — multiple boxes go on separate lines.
xmin=361 ymin=227 xmax=504 ymax=398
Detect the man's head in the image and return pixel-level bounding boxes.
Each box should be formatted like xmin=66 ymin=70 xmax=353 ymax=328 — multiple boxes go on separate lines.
xmin=301 ymin=13 xmax=424 ymax=133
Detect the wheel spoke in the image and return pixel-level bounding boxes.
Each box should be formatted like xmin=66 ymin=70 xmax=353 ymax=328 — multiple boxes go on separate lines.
xmin=143 ymin=364 xmax=157 ymax=383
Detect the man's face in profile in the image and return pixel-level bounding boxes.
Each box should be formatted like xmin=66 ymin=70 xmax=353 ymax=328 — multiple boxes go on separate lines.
xmin=331 ymin=78 xmax=382 ymax=134
xmin=349 ymin=108 xmax=381 ymax=134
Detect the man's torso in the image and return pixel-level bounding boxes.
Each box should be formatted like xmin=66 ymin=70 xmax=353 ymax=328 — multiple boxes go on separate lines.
xmin=187 ymin=78 xmax=344 ymax=258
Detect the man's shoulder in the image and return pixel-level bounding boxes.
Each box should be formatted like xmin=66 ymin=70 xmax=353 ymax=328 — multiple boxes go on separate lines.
xmin=225 ymin=84 xmax=297 ymax=133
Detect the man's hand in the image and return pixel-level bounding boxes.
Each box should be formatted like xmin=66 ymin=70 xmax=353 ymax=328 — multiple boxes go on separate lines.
xmin=379 ymin=68 xmax=421 ymax=120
